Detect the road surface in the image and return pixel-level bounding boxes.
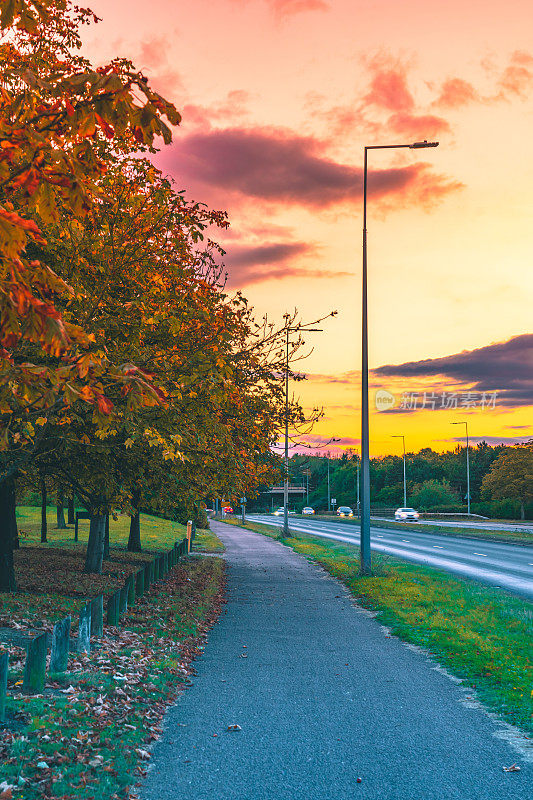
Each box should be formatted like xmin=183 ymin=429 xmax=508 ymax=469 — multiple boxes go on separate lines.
xmin=142 ymin=521 xmax=532 ymax=800
xmin=250 ymin=514 xmax=533 ymax=600
xmin=372 ymin=516 xmax=533 ymax=534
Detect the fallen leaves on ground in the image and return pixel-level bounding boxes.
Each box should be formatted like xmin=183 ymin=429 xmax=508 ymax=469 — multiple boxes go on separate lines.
xmin=0 ymin=557 xmax=226 ymax=799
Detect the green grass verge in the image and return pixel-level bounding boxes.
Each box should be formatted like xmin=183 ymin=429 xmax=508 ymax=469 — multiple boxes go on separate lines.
xmin=228 ymin=519 xmax=533 ymax=735
xmin=1 ymin=514 xmax=226 ymax=799
xmin=300 ymin=513 xmax=533 ymax=545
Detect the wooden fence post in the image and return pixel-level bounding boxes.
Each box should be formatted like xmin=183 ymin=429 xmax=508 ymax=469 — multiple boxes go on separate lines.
xmin=91 ymin=595 xmax=104 ymax=637
xmin=119 ymin=584 xmax=128 ymax=614
xmin=0 ymin=651 xmax=8 ymax=722
xmin=77 ymin=603 xmax=91 ymax=654
xmin=135 ymin=569 xmax=144 ymax=598
xmin=127 ymin=574 xmax=135 ymax=607
xmin=144 ymin=562 xmax=151 ymax=591
xmin=106 ymin=591 xmax=120 ymax=626
xmin=50 ymin=617 xmax=71 ymax=673
xmin=22 ymin=633 xmax=47 ymax=693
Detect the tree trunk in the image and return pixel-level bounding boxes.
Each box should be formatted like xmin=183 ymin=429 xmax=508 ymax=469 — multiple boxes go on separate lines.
xmin=67 ymin=496 xmax=75 ymax=525
xmin=0 ymin=479 xmax=17 ymax=592
xmin=128 ymin=511 xmax=142 ymax=552
xmin=84 ymin=513 xmax=106 ymax=574
xmin=56 ymin=492 xmax=67 ymax=529
xmin=103 ymin=513 xmax=110 ymax=559
xmin=520 ymin=501 xmax=525 ymax=520
xmin=9 ymin=478 xmax=19 ymax=550
xmin=40 ymin=475 xmax=47 ymax=543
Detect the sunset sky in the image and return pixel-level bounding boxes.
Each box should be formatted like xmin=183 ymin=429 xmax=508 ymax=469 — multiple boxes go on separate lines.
xmin=85 ymin=0 xmax=532 ymax=456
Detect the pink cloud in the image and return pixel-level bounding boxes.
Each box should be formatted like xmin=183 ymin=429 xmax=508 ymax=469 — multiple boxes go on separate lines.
xmin=387 ymin=112 xmax=451 ymax=139
xmin=433 ymin=78 xmax=478 ymax=109
xmin=158 ymin=127 xmax=462 ymax=210
xmin=269 ymin=0 xmax=329 ymax=15
xmin=363 ymin=56 xmax=415 ymax=112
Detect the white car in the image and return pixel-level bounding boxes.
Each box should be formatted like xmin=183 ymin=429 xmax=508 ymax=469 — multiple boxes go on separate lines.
xmin=302 ymin=507 xmax=315 ymax=515
xmin=337 ymin=506 xmax=353 ymax=517
xmin=395 ymin=507 xmax=420 ymax=521
xmin=273 ymin=507 xmax=295 ymax=516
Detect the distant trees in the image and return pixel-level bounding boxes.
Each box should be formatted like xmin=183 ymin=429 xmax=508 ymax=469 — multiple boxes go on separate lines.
xmin=481 ymin=442 xmax=533 ymax=520
xmin=264 ymin=442 xmax=531 ymax=519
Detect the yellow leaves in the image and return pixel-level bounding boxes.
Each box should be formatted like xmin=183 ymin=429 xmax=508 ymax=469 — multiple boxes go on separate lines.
xmin=125 ymin=438 xmax=134 ymax=449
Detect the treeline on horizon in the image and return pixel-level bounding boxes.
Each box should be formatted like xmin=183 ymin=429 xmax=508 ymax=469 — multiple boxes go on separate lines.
xmin=250 ymin=442 xmax=533 ymax=520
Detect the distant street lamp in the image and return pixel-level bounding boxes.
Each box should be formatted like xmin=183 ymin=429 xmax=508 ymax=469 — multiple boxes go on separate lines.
xmin=451 ymin=420 xmax=471 ymax=515
xmin=282 ymin=319 xmax=322 ymax=536
xmin=361 ymin=140 xmax=439 ymax=575
xmin=391 ymin=434 xmax=407 ymax=507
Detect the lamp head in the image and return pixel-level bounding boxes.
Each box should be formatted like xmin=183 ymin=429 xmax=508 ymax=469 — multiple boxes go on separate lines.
xmin=409 ymin=140 xmax=439 ymax=149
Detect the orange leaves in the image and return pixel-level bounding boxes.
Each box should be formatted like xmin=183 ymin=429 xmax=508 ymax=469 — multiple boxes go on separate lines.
xmin=96 ymin=394 xmax=114 ymax=414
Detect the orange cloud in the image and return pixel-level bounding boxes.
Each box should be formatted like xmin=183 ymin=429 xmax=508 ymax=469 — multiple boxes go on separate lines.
xmin=432 ymin=78 xmax=478 ymax=109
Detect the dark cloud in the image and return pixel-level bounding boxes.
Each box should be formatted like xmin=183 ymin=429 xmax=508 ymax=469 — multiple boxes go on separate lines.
xmin=441 ymin=435 xmax=532 ymax=446
xmin=222 ymin=240 xmax=350 ymax=286
xmin=374 ymin=334 xmax=533 ymax=408
xmin=159 ymin=127 xmax=461 ymax=210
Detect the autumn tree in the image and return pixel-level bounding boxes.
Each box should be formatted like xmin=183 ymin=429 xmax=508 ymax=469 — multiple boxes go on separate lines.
xmin=0 ymin=0 xmax=180 ymax=589
xmin=481 ymin=442 xmax=533 ymax=520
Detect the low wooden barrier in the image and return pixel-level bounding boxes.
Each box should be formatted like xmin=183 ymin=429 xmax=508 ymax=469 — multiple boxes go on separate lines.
xmin=0 ymin=534 xmax=191 ymax=721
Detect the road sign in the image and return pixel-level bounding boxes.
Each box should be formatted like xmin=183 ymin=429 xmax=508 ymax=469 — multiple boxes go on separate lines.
xmin=331 ymin=498 xmax=336 ymax=505
xmin=240 ymin=497 xmax=247 ymax=504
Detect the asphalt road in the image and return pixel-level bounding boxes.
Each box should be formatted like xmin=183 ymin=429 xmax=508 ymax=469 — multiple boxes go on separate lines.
xmin=142 ymin=522 xmax=532 ymax=800
xmin=250 ymin=514 xmax=533 ymax=600
xmin=372 ymin=516 xmax=533 ymax=534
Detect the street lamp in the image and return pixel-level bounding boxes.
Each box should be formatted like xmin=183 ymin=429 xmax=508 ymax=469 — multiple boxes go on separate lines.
xmin=451 ymin=421 xmax=471 ymax=515
xmin=361 ymin=140 xmax=439 ymax=575
xmin=391 ymin=434 xmax=407 ymax=507
xmin=282 ymin=319 xmax=322 ymax=536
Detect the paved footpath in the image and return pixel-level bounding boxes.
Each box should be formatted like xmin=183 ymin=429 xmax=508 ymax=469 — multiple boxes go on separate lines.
xmin=142 ymin=522 xmax=532 ymax=800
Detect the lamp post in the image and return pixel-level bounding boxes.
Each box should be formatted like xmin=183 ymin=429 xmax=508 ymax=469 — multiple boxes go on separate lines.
xmin=451 ymin=421 xmax=471 ymax=515
xmin=392 ymin=434 xmax=407 ymax=507
xmin=282 ymin=319 xmax=322 ymax=536
xmin=361 ymin=140 xmax=439 ymax=575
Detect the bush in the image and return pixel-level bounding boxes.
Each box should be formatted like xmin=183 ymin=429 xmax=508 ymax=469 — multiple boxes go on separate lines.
xmin=410 ymin=480 xmax=460 ymax=510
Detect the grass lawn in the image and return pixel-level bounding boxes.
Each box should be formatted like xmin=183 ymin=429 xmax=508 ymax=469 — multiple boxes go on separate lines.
xmin=304 ymin=513 xmax=533 ymax=545
xmin=0 ymin=509 xmax=226 ymax=799
xmin=228 ymin=519 xmax=533 ymax=737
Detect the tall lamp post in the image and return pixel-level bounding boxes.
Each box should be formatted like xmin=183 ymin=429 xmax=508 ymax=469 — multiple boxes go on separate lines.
xmin=282 ymin=319 xmax=322 ymax=536
xmin=451 ymin=421 xmax=471 ymax=515
xmin=392 ymin=434 xmax=407 ymax=507
xmin=361 ymin=139 xmax=439 ymax=575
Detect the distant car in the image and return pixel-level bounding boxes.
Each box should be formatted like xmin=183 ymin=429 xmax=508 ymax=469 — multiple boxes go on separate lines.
xmin=395 ymin=507 xmax=419 ymax=521
xmin=302 ymin=507 xmax=315 ymax=515
xmin=273 ymin=507 xmax=295 ymax=516
xmin=223 ymin=506 xmax=233 ymax=514
xmin=337 ymin=506 xmax=353 ymax=517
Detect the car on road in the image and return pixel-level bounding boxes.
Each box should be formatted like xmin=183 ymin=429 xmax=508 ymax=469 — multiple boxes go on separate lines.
xmin=273 ymin=507 xmax=295 ymax=516
xmin=337 ymin=506 xmax=353 ymax=517
xmin=301 ymin=506 xmax=315 ymax=515
xmin=222 ymin=506 xmax=233 ymax=514
xmin=395 ymin=507 xmax=420 ymax=521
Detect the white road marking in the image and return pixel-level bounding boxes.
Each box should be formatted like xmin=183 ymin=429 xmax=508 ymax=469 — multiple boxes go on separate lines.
xmin=433 ymin=545 xmax=443 ymax=549
xmin=473 ymin=553 xmax=487 ymax=557
xmin=402 ymin=539 xmax=410 ymax=542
